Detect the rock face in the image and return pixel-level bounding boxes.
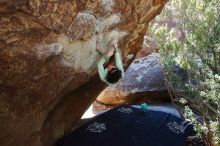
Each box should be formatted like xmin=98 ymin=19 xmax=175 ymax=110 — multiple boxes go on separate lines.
xmin=97 ymin=54 xmax=170 ymax=105
xmin=0 ymin=1 xmax=168 ymax=146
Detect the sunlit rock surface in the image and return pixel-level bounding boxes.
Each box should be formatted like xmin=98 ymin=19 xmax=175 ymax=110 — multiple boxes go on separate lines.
xmin=0 ymin=0 xmax=168 ymax=146
xmin=82 ymin=103 xmax=181 ymax=120
xmin=97 ymin=54 xmax=170 ymax=105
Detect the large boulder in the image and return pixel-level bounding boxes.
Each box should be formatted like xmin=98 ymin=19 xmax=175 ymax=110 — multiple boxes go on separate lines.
xmin=97 ymin=53 xmax=170 ymax=105
xmin=0 ymin=1 xmax=168 ymax=146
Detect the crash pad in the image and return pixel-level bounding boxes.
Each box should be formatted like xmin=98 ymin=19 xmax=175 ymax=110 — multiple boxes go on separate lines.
xmin=58 ymin=105 xmax=194 ymax=146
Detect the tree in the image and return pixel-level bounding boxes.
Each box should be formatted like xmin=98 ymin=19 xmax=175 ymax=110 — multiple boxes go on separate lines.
xmin=149 ymin=0 xmax=220 ymax=145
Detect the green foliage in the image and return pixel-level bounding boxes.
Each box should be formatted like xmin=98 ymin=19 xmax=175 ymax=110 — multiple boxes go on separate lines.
xmin=149 ymin=0 xmax=220 ymax=144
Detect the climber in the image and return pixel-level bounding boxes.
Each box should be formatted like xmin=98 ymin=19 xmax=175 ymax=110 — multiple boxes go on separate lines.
xmin=97 ymin=40 xmax=125 ymax=87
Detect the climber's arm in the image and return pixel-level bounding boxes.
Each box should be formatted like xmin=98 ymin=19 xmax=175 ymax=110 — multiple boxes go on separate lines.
xmin=115 ymin=48 xmax=125 ymax=77
xmin=98 ymin=56 xmax=108 ymax=82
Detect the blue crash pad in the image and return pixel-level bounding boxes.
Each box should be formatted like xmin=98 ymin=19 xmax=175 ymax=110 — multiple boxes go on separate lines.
xmin=58 ymin=105 xmax=194 ymax=146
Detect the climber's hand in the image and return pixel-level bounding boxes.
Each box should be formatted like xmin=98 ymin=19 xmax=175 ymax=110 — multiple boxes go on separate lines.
xmin=106 ymin=47 xmax=115 ymax=58
xmin=97 ymin=47 xmax=105 ymax=55
xmin=109 ymin=39 xmax=118 ymax=50
xmin=112 ymin=40 xmax=118 ymax=49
